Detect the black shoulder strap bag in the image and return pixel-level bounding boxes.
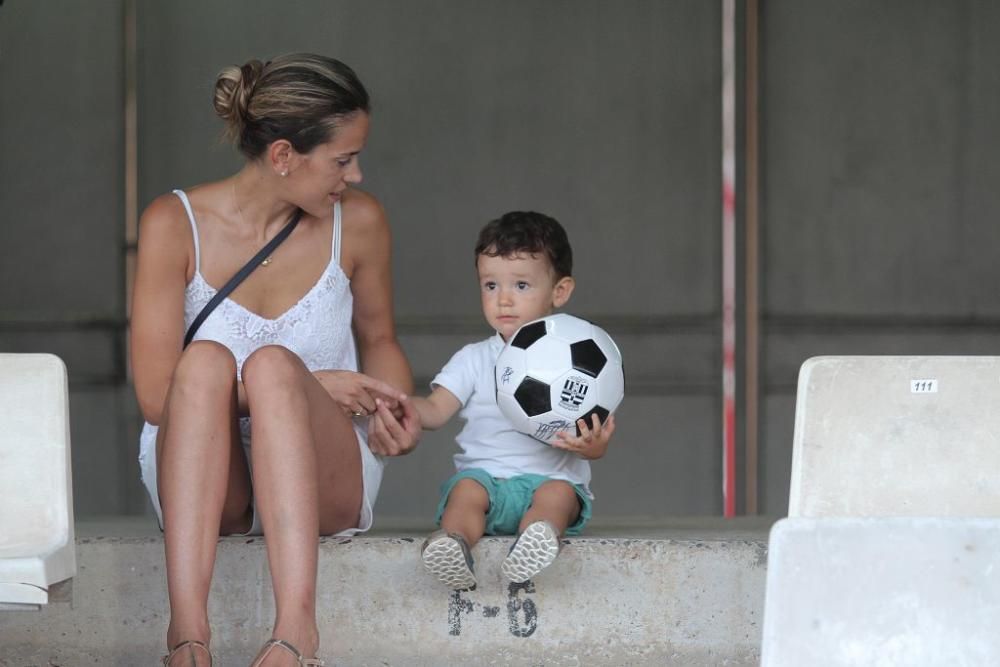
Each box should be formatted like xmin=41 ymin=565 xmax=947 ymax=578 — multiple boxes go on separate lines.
xmin=183 ymin=208 xmax=303 ymax=347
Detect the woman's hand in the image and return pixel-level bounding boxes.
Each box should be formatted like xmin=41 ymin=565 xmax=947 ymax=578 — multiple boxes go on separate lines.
xmin=368 ymin=395 xmax=422 ymax=456
xmin=312 ymin=370 xmax=404 ymax=418
xmin=550 ymin=414 xmax=616 ymax=460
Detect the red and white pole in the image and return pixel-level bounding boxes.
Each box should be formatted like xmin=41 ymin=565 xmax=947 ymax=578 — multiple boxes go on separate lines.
xmin=721 ymin=0 xmax=738 ymax=517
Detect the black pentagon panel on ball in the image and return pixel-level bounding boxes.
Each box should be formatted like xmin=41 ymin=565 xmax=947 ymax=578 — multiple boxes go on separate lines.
xmin=514 ymin=377 xmax=551 ymax=417
xmin=570 ymin=339 xmax=607 ymax=378
xmin=511 ymin=321 xmax=548 ymax=349
xmin=576 ymin=406 xmax=610 ymax=437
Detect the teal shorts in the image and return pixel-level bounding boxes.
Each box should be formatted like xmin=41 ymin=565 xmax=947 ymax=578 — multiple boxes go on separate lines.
xmin=434 ymin=468 xmax=593 ymax=536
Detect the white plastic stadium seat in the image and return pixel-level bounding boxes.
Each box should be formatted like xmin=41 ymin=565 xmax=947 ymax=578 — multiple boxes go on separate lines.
xmin=0 ymin=354 xmax=75 ymax=608
xmin=761 ymin=517 xmax=1000 ymax=666
xmin=788 ymin=356 xmax=1000 ymax=517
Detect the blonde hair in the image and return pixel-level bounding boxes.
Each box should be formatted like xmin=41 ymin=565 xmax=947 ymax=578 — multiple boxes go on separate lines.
xmin=213 ymin=53 xmax=370 ymax=159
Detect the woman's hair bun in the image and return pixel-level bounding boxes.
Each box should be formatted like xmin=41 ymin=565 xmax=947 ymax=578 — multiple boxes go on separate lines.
xmin=213 ymin=59 xmax=264 ymax=137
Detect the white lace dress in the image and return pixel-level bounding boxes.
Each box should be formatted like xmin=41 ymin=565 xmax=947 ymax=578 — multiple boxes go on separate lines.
xmin=137 ymin=189 xmax=384 ymax=536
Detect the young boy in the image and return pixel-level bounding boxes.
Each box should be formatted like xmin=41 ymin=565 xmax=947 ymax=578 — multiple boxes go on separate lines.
xmin=409 ymin=211 xmax=615 ymax=589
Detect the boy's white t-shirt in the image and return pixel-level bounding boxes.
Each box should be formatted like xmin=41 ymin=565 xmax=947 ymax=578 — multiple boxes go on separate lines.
xmin=431 ymin=334 xmax=593 ymax=496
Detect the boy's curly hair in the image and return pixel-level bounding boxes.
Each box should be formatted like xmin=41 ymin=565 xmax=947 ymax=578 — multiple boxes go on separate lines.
xmin=474 ymin=211 xmax=573 ymax=279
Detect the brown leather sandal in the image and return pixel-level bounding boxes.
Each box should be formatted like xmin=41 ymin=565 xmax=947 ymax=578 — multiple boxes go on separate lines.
xmin=250 ymin=638 xmax=324 ymax=666
xmin=161 ymin=639 xmax=214 ymax=666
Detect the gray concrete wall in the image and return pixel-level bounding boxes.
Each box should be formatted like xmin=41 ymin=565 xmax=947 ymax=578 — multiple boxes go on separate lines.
xmin=0 ymin=0 xmax=145 ymax=517
xmin=758 ymin=0 xmax=1000 ymax=512
xmin=3 ymin=1 xmax=999 ymax=522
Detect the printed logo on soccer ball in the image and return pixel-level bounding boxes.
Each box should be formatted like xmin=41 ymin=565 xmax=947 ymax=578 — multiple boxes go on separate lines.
xmin=494 ymin=313 xmax=625 ymax=444
xmin=558 ymin=376 xmax=590 ymax=411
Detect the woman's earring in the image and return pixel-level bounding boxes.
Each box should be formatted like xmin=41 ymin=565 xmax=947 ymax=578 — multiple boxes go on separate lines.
xmin=281 ymin=170 xmax=288 ymax=177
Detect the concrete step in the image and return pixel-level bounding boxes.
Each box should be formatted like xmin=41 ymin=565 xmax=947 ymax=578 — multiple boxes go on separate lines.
xmin=0 ymin=517 xmax=769 ymax=666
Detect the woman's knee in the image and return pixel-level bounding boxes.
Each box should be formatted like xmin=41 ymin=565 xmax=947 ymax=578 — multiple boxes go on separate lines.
xmin=170 ymin=340 xmax=237 ymax=397
xmin=242 ymin=345 xmax=304 ymax=391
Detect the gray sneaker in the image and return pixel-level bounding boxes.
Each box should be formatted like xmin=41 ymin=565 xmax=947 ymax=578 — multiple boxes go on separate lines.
xmin=501 ymin=520 xmax=561 ymax=583
xmin=421 ymin=530 xmax=477 ymax=590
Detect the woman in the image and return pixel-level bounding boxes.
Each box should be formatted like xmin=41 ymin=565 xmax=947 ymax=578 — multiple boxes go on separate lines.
xmin=130 ymin=54 xmax=420 ymax=666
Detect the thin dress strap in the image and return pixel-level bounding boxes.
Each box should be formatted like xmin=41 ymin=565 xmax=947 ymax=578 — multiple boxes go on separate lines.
xmin=172 ymin=189 xmax=201 ymax=272
xmin=332 ymin=201 xmax=343 ymax=265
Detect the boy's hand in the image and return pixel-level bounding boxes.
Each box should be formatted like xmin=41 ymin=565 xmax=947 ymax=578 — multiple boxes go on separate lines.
xmin=551 ymin=414 xmax=616 ymax=460
xmin=368 ymin=395 xmax=422 ymax=457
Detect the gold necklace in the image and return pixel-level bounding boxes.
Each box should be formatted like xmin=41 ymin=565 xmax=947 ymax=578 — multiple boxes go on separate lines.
xmin=232 ymin=179 xmax=274 ymax=267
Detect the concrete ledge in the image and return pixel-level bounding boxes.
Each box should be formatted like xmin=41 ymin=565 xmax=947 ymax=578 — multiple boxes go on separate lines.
xmin=1 ymin=520 xmax=768 ymax=666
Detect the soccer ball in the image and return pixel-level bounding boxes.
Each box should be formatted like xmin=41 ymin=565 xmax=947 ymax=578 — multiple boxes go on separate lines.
xmin=494 ymin=313 xmax=624 ymax=444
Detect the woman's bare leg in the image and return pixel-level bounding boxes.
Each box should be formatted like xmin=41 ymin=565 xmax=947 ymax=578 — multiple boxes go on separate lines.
xmin=157 ymin=341 xmax=252 ymax=663
xmin=241 ymin=345 xmax=364 ymax=664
